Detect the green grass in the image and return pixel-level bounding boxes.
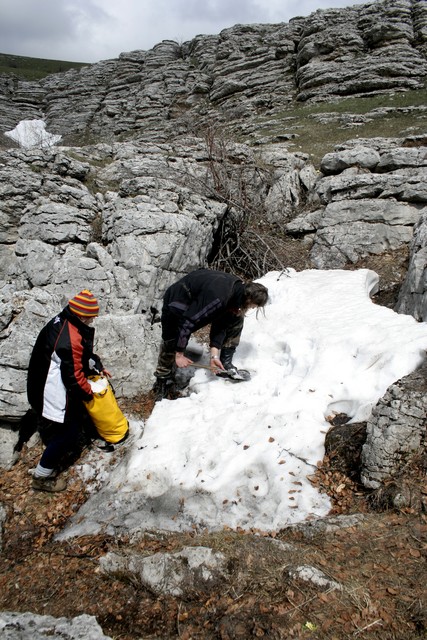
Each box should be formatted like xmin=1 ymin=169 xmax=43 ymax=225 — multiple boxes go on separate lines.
xmin=0 ymin=52 xmax=89 ymax=80
xmin=295 ymin=88 xmax=427 ymax=115
xmin=254 ymin=87 xmax=427 ymax=166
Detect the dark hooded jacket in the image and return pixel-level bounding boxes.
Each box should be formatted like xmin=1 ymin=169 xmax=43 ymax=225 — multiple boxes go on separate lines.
xmin=27 ymin=305 xmax=103 ymax=423
xmin=162 ymin=269 xmax=245 ymax=351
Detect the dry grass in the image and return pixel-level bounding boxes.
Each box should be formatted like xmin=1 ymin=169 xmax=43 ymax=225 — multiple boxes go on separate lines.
xmin=1 ymin=411 xmax=426 ymax=639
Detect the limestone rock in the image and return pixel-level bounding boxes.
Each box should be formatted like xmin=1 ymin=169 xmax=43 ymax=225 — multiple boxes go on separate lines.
xmin=361 ymin=359 xmax=427 ymax=488
xmin=0 ymin=132 xmax=317 ymax=439
xmin=395 ymin=211 xmax=427 ymax=321
xmin=287 ymin=514 xmax=366 ymax=539
xmin=0 ymin=612 xmax=112 ymax=640
xmin=288 ymin=564 xmax=342 ymax=591
xmin=288 ymin=137 xmax=427 ymax=268
xmin=296 ymin=0 xmax=427 ymax=103
xmin=100 ymin=546 xmax=229 ymax=597
xmin=310 ymin=198 xmax=420 ymax=268
xmin=320 ymin=146 xmax=380 ymax=174
xmin=1 ymin=1 xmax=426 ymax=142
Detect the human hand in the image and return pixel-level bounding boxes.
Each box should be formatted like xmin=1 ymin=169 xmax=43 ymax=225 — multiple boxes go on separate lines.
xmin=102 ymin=368 xmax=112 ymax=378
xmin=175 ymin=352 xmax=193 ymax=368
xmin=210 ymin=355 xmax=224 ymax=372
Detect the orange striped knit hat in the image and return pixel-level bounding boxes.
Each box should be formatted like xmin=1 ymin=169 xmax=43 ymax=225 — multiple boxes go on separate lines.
xmin=68 ymin=289 xmax=99 ymax=317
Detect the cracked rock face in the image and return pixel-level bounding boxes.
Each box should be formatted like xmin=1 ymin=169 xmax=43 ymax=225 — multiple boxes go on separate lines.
xmin=0 ymin=134 xmax=319 ymax=440
xmin=361 ymin=360 xmax=427 ymax=489
xmin=0 ymin=140 xmax=229 ymax=424
xmin=395 ymin=210 xmax=427 ymax=321
xmin=0 ymin=0 xmax=426 ymax=142
xmin=295 ymin=0 xmax=427 ymax=102
xmin=287 ymin=137 xmax=427 ymax=269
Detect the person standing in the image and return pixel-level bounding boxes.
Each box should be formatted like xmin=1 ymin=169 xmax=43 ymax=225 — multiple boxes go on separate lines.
xmin=27 ymin=289 xmax=110 ymax=492
xmin=153 ymin=268 xmax=268 ymax=400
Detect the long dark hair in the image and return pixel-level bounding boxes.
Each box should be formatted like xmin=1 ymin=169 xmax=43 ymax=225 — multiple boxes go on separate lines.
xmin=242 ymin=282 xmax=269 ymax=312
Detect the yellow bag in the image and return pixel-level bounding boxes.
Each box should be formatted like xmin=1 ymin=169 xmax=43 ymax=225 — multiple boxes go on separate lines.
xmin=84 ymin=376 xmax=129 ymax=444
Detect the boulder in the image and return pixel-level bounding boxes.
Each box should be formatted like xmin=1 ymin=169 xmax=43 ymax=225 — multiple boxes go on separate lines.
xmin=320 ymin=146 xmax=380 ymax=174
xmin=0 ymin=612 xmax=112 ymax=640
xmin=100 ymin=546 xmax=229 ymax=598
xmin=361 ymin=359 xmax=427 ymax=488
xmin=309 ymin=198 xmax=420 ymax=268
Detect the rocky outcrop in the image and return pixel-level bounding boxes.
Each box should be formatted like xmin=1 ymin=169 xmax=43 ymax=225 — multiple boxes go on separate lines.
xmin=295 ymin=0 xmax=427 ymax=102
xmin=0 ymin=137 xmax=316 ymax=436
xmin=0 ymin=612 xmax=112 ymax=639
xmin=321 ymin=359 xmax=427 ymax=502
xmin=287 ymin=136 xmax=427 ymax=268
xmin=0 ymin=0 xmax=426 ymax=143
xmin=361 ymin=359 xmax=427 ymax=489
xmin=0 ymin=139 xmax=224 ymax=423
xmin=395 ymin=210 xmax=427 ymax=320
xmin=0 ymin=0 xmax=426 ymax=490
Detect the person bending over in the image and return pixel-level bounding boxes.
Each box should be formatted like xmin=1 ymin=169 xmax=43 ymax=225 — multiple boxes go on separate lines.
xmin=153 ymin=268 xmax=268 ymax=400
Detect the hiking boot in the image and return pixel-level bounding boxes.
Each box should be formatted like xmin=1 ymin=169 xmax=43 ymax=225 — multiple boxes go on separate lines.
xmin=217 ymin=348 xmax=251 ymax=381
xmin=152 ymin=376 xmax=174 ymax=401
xmin=220 ymin=347 xmax=236 ymax=371
xmin=32 ymin=475 xmax=67 ymax=492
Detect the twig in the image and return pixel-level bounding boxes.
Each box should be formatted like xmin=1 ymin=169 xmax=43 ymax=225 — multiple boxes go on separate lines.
xmin=190 ymin=363 xmax=220 ymax=372
xmin=282 ymin=448 xmax=317 ymax=469
xmin=353 ymin=619 xmax=383 ymax=635
xmin=288 ymin=587 xmax=336 ymax=617
xmin=177 ymin=602 xmax=182 ymax=637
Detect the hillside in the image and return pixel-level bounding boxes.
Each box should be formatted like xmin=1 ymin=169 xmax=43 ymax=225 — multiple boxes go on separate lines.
xmin=0 ymin=52 xmax=89 ymax=80
xmin=1 ymin=0 xmax=426 ymax=149
xmin=0 ymin=0 xmax=427 ymax=638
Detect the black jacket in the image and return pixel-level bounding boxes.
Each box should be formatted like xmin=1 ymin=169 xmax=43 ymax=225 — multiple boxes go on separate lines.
xmin=162 ymin=269 xmax=245 ymax=351
xmin=27 ymin=306 xmax=103 ymax=423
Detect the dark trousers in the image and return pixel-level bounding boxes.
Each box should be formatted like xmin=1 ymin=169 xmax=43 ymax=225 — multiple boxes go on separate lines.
xmin=38 ymin=402 xmax=95 ymax=471
xmin=154 ymin=310 xmax=244 ymax=379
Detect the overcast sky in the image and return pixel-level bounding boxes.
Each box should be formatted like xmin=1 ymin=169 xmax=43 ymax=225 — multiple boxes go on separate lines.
xmin=1 ymin=0 xmax=371 ymax=64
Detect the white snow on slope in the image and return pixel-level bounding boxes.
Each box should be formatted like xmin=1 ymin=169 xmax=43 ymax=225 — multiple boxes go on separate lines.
xmin=5 ymin=119 xmax=61 ymax=148
xmin=61 ymin=269 xmax=427 ymax=538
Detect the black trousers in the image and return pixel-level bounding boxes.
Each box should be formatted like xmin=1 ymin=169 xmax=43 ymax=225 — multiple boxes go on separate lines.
xmin=38 ymin=402 xmax=96 ymax=472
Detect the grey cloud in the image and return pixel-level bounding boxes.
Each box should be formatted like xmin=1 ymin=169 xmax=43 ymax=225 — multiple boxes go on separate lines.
xmin=0 ymin=0 xmax=71 ymax=42
xmin=0 ymin=0 xmax=370 ymax=63
xmin=0 ymin=0 xmax=112 ymax=60
xmin=169 ymin=0 xmax=263 ymax=22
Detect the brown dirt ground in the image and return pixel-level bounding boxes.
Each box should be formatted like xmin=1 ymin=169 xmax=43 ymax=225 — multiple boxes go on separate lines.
xmin=1 ymin=394 xmax=426 ymax=640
